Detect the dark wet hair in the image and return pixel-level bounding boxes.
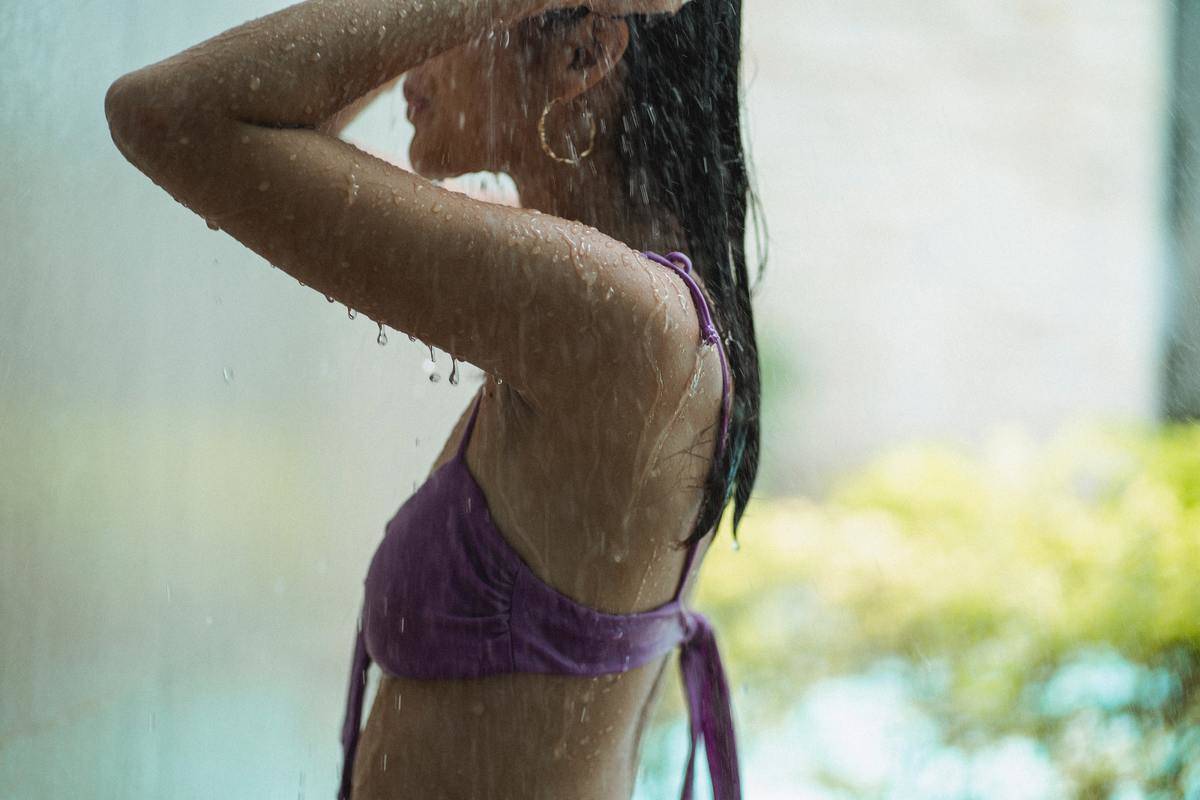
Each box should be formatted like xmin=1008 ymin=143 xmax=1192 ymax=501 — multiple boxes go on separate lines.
xmin=529 ymin=1 xmax=766 ymax=549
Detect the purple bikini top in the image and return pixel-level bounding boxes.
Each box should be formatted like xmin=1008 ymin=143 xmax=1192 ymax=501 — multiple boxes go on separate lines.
xmin=339 ymin=251 xmax=739 ymax=800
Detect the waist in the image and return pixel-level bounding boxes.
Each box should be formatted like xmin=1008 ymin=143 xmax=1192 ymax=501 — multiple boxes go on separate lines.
xmin=351 ymin=660 xmax=671 ymax=800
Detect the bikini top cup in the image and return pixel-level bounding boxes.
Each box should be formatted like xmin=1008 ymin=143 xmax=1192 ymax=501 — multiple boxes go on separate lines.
xmin=339 ymin=251 xmax=739 ymax=800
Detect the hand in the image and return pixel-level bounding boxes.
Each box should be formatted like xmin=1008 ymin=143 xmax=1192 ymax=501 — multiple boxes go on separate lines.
xmin=566 ymin=0 xmax=692 ymax=16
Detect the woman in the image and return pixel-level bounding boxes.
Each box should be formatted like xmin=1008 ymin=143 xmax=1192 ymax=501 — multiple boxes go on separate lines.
xmin=105 ymin=0 xmax=763 ymax=796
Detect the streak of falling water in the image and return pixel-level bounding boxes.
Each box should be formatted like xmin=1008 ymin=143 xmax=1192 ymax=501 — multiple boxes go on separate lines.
xmin=347 ymin=307 xmax=357 ymax=320
xmin=449 ymin=358 xmax=460 ymax=385
xmin=377 ymin=324 xmax=388 ymax=346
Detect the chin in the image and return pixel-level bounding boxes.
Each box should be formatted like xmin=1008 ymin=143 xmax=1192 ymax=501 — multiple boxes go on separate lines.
xmin=410 ymin=144 xmax=468 ymax=181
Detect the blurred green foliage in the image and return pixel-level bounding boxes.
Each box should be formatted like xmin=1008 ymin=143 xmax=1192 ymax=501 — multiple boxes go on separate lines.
xmin=683 ymin=420 xmax=1200 ymax=797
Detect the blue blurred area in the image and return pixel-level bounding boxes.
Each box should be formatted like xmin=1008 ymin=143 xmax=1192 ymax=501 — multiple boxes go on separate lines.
xmin=0 ymin=0 xmax=1180 ymax=798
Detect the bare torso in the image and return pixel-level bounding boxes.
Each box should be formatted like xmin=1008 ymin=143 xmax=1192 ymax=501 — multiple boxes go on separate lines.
xmin=350 ymin=309 xmax=728 ymax=800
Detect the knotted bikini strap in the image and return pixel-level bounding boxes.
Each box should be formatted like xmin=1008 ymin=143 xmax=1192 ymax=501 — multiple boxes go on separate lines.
xmin=678 ymin=611 xmax=742 ymax=800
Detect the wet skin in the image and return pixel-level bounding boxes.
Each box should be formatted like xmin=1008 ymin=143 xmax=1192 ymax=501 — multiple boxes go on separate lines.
xmin=105 ymin=0 xmax=728 ymax=796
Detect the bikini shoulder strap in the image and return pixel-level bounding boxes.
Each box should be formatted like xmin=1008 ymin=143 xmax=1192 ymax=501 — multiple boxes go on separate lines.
xmin=641 ymin=251 xmax=735 ymax=604
xmin=641 ymin=250 xmax=733 ymax=464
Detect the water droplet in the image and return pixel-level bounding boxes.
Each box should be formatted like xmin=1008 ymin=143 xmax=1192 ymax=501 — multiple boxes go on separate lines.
xmin=325 ymin=294 xmax=335 ymax=303
xmin=346 ymin=173 xmax=359 ymax=205
xmin=206 ymin=219 xmax=220 ymax=231
xmin=283 ymin=41 xmax=296 ymax=51
xmin=222 ymin=366 xmax=234 ymax=383
xmin=249 ymin=76 xmax=262 ymax=91
xmin=731 ymin=538 xmax=741 ymax=552
xmin=310 ymin=51 xmax=322 ymax=62
xmin=377 ymin=324 xmax=388 ymax=346
xmin=348 ymin=307 xmax=358 ymax=320
xmin=258 ymin=180 xmax=270 ymax=192
xmin=448 ymin=358 xmax=460 ymax=385
xmin=428 ymin=373 xmax=441 ymax=383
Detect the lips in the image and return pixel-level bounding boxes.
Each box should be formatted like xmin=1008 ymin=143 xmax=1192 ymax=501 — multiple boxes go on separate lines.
xmin=403 ymin=80 xmax=431 ymax=120
xmin=407 ymin=97 xmax=429 ymax=119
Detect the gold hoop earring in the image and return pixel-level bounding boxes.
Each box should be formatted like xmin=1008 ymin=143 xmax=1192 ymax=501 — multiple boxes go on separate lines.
xmin=538 ymin=97 xmax=596 ymax=166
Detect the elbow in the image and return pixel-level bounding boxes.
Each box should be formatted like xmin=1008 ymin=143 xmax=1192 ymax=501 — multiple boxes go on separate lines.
xmin=105 ymin=73 xmax=159 ymax=160
xmin=105 ymin=71 xmax=200 ymax=164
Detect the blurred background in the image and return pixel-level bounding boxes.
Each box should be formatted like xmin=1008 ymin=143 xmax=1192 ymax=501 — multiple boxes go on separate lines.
xmin=3 ymin=0 xmax=1199 ymax=797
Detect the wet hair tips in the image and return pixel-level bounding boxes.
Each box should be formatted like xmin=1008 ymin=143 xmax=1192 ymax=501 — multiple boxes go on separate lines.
xmin=529 ymin=0 xmax=765 ymax=549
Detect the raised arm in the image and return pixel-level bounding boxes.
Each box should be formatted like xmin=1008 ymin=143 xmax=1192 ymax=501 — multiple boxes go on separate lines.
xmin=103 ymin=0 xmax=697 ymax=411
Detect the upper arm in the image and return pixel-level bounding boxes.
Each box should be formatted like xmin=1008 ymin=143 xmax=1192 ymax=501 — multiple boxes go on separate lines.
xmin=106 ymin=86 xmax=698 ymax=410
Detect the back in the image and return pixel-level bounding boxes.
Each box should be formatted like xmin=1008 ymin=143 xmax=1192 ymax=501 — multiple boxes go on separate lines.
xmin=342 ymin=251 xmax=737 ymax=800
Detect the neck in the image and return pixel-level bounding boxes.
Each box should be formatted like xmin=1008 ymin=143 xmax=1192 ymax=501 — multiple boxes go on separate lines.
xmin=506 ymin=122 xmax=685 ymax=257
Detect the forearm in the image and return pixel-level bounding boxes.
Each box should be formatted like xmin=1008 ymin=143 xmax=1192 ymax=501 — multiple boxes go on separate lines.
xmin=108 ymin=0 xmax=554 ymax=132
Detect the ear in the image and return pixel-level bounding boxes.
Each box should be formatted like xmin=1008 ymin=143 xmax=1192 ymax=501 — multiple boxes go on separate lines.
xmin=552 ymin=15 xmax=630 ymax=102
